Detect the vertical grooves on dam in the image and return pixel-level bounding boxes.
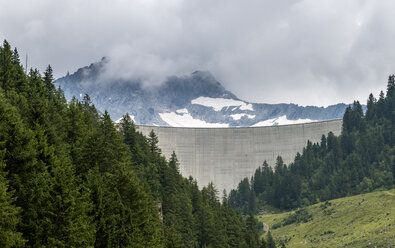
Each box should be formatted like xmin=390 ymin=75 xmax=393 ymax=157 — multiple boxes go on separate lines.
xmin=136 ymin=119 xmax=343 ymax=193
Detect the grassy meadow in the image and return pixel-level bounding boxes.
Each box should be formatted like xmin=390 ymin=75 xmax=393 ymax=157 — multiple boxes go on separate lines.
xmin=258 ymin=189 xmax=395 ymax=247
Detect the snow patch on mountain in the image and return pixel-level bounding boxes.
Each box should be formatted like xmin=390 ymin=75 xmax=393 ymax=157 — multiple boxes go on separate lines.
xmin=159 ymin=110 xmax=229 ymax=128
xmin=230 ymin=114 xmax=256 ymax=120
xmin=252 ymin=115 xmax=316 ymax=127
xmin=176 ymin=108 xmax=188 ymax=114
xmin=191 ymin=97 xmax=254 ymax=111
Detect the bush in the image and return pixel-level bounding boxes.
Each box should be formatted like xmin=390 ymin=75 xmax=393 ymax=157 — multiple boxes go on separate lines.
xmin=272 ymin=208 xmax=312 ymax=229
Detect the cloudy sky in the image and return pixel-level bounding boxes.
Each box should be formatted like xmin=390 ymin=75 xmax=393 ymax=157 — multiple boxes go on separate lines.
xmin=1 ymin=0 xmax=395 ymax=106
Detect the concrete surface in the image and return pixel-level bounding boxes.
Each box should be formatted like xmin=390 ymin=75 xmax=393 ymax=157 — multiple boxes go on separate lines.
xmin=136 ymin=119 xmax=342 ymax=193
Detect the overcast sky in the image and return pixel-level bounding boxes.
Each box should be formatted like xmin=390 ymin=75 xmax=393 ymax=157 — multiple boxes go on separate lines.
xmin=1 ymin=0 xmax=395 ymax=106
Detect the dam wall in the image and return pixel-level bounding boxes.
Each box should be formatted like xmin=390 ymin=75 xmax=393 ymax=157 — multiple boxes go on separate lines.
xmin=137 ymin=119 xmax=343 ymax=193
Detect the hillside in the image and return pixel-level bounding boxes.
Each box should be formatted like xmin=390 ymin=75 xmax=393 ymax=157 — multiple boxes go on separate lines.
xmin=258 ymin=189 xmax=395 ymax=247
xmin=0 ymin=40 xmax=267 ymax=247
xmin=228 ymin=76 xmax=394 ymax=214
xmin=55 ymin=58 xmax=348 ymax=126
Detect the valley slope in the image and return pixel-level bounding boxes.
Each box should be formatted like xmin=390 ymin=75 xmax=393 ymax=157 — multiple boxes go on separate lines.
xmin=259 ymin=189 xmax=395 ymax=247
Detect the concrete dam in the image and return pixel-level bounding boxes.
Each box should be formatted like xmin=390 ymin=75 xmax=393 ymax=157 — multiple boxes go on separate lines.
xmin=137 ymin=119 xmax=342 ymax=193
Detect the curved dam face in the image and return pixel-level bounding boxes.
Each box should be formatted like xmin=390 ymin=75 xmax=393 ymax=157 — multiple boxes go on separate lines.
xmin=137 ymin=119 xmax=342 ymax=193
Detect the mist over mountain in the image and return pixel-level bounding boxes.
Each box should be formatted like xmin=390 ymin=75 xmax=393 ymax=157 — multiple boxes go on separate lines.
xmin=56 ymin=58 xmax=348 ymax=127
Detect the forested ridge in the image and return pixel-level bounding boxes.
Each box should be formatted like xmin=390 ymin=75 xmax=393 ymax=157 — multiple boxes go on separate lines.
xmin=228 ymin=75 xmax=395 ymax=214
xmin=0 ymin=40 xmax=272 ymax=247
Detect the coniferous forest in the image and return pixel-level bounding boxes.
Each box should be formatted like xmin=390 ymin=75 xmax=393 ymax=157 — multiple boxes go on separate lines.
xmin=1 ymin=39 xmax=394 ymax=248
xmin=228 ymin=76 xmax=395 ymax=214
xmin=0 ymin=40 xmax=270 ymax=247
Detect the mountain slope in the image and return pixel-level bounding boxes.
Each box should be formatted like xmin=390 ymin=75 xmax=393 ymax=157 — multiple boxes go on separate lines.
xmin=258 ymin=189 xmax=395 ymax=247
xmin=56 ymin=58 xmax=348 ymax=126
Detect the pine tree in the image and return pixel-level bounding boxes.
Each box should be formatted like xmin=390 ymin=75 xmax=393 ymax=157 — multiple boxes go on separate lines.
xmin=0 ymin=89 xmax=40 ymax=245
xmin=148 ymin=129 xmax=161 ymax=154
xmin=387 ymin=74 xmax=395 ymax=97
xmin=89 ymin=165 xmax=163 ymax=247
xmin=245 ymin=213 xmax=260 ymax=248
xmin=0 ymin=40 xmax=15 ymax=92
xmin=162 ymin=153 xmax=196 ymax=247
xmin=119 ymin=113 xmax=137 ymax=150
xmin=95 ymin=110 xmax=130 ymax=173
xmin=260 ymin=237 xmax=267 ymax=248
xmin=43 ymin=65 xmax=55 ymax=99
xmin=0 ymin=148 xmax=25 ymax=247
xmin=266 ymin=231 xmax=276 ymax=248
xmin=366 ymin=93 xmax=377 ymax=121
xmin=46 ymin=157 xmax=95 ymax=247
xmin=164 ymin=225 xmax=183 ymax=248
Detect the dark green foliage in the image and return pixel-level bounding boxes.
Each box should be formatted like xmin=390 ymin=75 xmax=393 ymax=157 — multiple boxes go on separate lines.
xmin=0 ymin=40 xmax=260 ymax=247
xmin=245 ymin=213 xmax=261 ymax=248
xmin=0 ymin=147 xmax=25 ymax=247
xmin=89 ymin=166 xmax=163 ymax=247
xmin=260 ymin=238 xmax=267 ymax=248
xmin=229 ymin=78 xmax=395 ymax=213
xmin=0 ymin=41 xmax=162 ymax=247
xmin=266 ymin=231 xmax=276 ymax=248
xmin=43 ymin=65 xmax=56 ymax=99
xmin=342 ymin=101 xmax=365 ymax=134
xmin=117 ymin=112 xmax=266 ymax=247
xmin=272 ymin=208 xmax=312 ymax=229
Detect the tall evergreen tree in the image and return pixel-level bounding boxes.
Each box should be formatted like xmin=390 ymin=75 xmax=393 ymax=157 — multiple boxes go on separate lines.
xmin=245 ymin=213 xmax=261 ymax=248
xmin=0 ymin=148 xmax=25 ymax=247
xmin=266 ymin=231 xmax=276 ymax=248
xmin=43 ymin=65 xmax=55 ymax=99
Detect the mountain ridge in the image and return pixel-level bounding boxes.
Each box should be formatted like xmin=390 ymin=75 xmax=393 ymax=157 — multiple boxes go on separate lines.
xmin=55 ymin=58 xmax=349 ymax=127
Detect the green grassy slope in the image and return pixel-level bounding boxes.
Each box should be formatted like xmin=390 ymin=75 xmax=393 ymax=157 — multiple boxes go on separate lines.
xmin=258 ymin=189 xmax=395 ymax=247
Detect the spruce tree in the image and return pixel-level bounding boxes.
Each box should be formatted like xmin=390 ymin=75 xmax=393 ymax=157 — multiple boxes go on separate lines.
xmin=266 ymin=231 xmax=276 ymax=248
xmin=245 ymin=213 xmax=260 ymax=248
xmin=260 ymin=237 xmax=267 ymax=248
xmin=43 ymin=65 xmax=56 ymax=99
xmin=148 ymin=129 xmax=160 ymax=154
xmin=0 ymin=149 xmax=25 ymax=247
xmin=89 ymin=163 xmax=163 ymax=247
xmin=0 ymin=40 xmax=15 ymax=92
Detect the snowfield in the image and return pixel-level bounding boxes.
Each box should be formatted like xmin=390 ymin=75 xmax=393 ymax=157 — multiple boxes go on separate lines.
xmin=252 ymin=115 xmax=316 ymax=127
xmin=191 ymin=97 xmax=254 ymax=111
xmin=176 ymin=108 xmax=189 ymax=114
xmin=230 ymin=114 xmax=256 ymax=120
xmin=159 ymin=109 xmax=229 ymax=127
xmin=159 ymin=111 xmax=315 ymax=128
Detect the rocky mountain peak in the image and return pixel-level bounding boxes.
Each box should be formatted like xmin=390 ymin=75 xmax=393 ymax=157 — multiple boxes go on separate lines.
xmin=55 ymin=58 xmax=348 ymax=126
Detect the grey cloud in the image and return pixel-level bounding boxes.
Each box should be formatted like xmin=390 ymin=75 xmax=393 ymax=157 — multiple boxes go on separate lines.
xmin=1 ymin=0 xmax=394 ymax=106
